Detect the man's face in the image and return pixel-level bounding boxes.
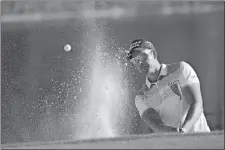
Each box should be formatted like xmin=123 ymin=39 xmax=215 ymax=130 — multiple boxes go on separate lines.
xmin=130 ymin=48 xmax=155 ymax=73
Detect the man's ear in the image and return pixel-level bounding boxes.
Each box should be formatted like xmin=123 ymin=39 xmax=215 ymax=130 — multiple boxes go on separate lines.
xmin=151 ymin=50 xmax=157 ymax=59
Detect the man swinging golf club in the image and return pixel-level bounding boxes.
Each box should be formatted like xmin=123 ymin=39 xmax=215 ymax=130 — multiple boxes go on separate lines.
xmin=126 ymin=38 xmax=210 ymax=133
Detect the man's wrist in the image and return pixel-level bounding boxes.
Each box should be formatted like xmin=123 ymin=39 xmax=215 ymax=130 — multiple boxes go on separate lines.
xmin=158 ymin=124 xmax=175 ymax=132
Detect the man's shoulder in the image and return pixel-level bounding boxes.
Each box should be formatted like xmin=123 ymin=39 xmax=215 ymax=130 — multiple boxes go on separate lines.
xmin=165 ymin=61 xmax=181 ymax=74
xmin=165 ymin=61 xmax=189 ymax=74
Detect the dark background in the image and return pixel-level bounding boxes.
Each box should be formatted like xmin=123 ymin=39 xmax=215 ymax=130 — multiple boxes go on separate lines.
xmin=1 ymin=1 xmax=224 ymax=144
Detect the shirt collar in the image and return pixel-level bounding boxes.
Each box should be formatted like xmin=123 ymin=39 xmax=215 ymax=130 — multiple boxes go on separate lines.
xmin=146 ymin=64 xmax=167 ymax=88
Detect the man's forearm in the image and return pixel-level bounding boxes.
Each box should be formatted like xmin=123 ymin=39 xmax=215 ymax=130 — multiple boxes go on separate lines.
xmin=182 ymin=102 xmax=203 ymax=132
xmin=144 ymin=120 xmax=177 ymax=133
xmin=181 ymin=82 xmax=204 ymax=132
xmin=142 ymin=108 xmax=177 ymax=133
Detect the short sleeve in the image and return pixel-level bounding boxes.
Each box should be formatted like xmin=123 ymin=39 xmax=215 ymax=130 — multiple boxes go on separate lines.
xmin=180 ymin=61 xmax=200 ymax=86
xmin=135 ymin=95 xmax=149 ymax=117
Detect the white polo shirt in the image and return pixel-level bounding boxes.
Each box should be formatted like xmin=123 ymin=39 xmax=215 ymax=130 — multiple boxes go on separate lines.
xmin=135 ymin=61 xmax=210 ymax=133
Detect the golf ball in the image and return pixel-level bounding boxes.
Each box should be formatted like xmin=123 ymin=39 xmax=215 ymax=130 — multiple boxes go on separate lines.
xmin=64 ymin=44 xmax=71 ymax=52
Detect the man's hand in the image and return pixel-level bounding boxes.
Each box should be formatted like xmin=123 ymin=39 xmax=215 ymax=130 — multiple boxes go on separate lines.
xmin=158 ymin=124 xmax=179 ymax=133
xmin=141 ymin=108 xmax=179 ymax=133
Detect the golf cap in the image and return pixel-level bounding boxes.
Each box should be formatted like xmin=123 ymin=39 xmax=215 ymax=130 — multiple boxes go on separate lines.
xmin=126 ymin=39 xmax=155 ymax=60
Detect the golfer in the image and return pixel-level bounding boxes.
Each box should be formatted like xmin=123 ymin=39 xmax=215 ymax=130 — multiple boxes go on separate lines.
xmin=127 ymin=39 xmax=210 ymax=133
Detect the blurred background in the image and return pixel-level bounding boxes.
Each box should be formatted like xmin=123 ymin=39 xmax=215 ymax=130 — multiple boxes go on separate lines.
xmin=1 ymin=0 xmax=224 ymax=144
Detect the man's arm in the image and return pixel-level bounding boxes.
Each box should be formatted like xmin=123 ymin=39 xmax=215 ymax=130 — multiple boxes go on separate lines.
xmin=141 ymin=107 xmax=178 ymax=133
xmin=135 ymin=95 xmax=177 ymax=133
xmin=181 ymin=84 xmax=203 ymax=132
xmin=180 ymin=62 xmax=203 ymax=132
